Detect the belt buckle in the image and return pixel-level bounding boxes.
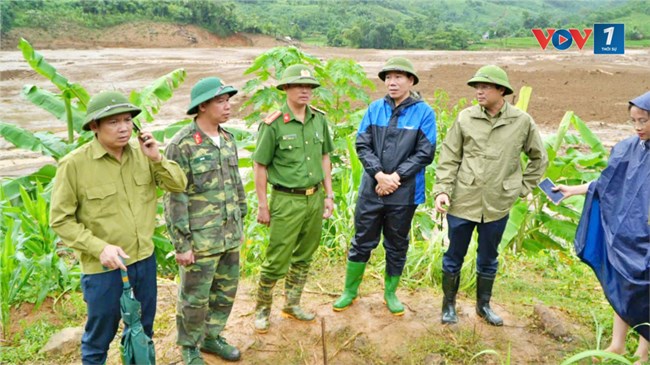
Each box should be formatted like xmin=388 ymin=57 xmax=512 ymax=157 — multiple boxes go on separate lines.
xmin=305 ymin=187 xmax=315 ymax=196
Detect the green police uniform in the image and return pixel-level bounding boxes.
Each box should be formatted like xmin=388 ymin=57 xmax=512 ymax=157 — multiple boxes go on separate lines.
xmin=164 ymin=77 xmax=246 ymax=362
xmin=252 ymin=64 xmax=334 ymax=333
xmin=253 ymin=103 xmax=334 ymax=278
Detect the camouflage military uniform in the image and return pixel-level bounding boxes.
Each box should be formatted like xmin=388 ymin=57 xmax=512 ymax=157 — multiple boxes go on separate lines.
xmin=164 ymin=121 xmax=247 ymax=347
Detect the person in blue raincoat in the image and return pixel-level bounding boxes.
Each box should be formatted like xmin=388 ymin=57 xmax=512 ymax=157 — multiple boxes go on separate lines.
xmin=554 ymin=91 xmax=650 ymax=364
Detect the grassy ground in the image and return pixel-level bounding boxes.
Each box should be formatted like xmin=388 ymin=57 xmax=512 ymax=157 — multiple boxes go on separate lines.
xmin=2 ymin=248 xmax=646 ymax=364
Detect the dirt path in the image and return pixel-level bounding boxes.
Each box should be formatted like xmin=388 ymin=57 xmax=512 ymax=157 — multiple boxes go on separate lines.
xmin=89 ymin=277 xmax=565 ymax=365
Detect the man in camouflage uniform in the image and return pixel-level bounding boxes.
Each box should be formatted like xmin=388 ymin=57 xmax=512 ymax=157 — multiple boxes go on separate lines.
xmin=164 ymin=77 xmax=247 ymax=364
xmin=252 ymin=64 xmax=335 ymax=333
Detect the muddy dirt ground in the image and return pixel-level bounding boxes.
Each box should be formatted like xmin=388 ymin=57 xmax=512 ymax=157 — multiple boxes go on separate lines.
xmin=1 ymin=23 xmax=649 ymax=176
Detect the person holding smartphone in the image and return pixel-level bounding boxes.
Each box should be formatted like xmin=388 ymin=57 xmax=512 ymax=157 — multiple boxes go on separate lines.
xmin=50 ymin=91 xmax=187 ymax=364
xmin=554 ymin=91 xmax=649 ymax=364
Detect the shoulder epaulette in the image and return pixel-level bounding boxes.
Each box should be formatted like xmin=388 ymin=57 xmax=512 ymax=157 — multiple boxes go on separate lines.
xmin=309 ymin=105 xmax=326 ymax=115
xmin=263 ymin=111 xmax=282 ymax=125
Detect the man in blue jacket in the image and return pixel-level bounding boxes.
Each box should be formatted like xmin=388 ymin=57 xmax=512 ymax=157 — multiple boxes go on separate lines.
xmin=333 ymin=57 xmax=437 ymax=315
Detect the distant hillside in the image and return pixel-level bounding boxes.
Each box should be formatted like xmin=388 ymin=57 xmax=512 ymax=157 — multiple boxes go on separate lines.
xmin=1 ymin=0 xmax=646 ymax=50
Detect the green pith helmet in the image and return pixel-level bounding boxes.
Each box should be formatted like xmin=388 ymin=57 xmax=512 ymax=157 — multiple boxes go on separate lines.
xmin=467 ymin=65 xmax=514 ymax=95
xmin=276 ymin=64 xmax=321 ymax=90
xmin=187 ymin=77 xmax=238 ymax=115
xmin=378 ymin=57 xmax=419 ymax=85
xmin=83 ymin=91 xmax=141 ymax=131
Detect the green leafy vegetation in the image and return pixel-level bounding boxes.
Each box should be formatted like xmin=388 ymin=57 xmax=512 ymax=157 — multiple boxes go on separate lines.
xmin=2 ymin=0 xmax=648 ymax=50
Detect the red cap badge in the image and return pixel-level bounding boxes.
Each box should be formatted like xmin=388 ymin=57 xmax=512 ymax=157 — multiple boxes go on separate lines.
xmin=193 ymin=132 xmax=203 ymax=145
xmin=283 ymin=113 xmax=290 ymax=123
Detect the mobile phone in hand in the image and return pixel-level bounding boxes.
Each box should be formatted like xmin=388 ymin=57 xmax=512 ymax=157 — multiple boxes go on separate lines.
xmin=132 ymin=122 xmax=150 ymax=142
xmin=538 ymin=178 xmax=565 ymax=205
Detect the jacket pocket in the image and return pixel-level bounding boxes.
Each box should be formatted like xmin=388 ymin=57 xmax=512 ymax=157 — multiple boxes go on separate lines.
xmin=453 ymin=171 xmax=476 ymax=201
xmin=278 ymin=138 xmax=303 ymax=163
xmin=503 ymin=178 xmax=521 ymax=191
xmin=458 ymin=171 xmax=475 ymax=185
xmin=497 ymin=177 xmax=522 ymax=210
xmin=86 ymin=183 xmax=118 ymax=218
xmin=313 ymin=133 xmax=324 ymax=147
xmin=190 ymin=155 xmax=219 ymax=192
xmin=189 ymin=213 xmax=224 ymax=253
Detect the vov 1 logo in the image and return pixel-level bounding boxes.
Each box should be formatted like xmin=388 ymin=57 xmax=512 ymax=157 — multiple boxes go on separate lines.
xmin=531 ymin=28 xmax=592 ymax=50
xmin=531 ymin=24 xmax=625 ymax=54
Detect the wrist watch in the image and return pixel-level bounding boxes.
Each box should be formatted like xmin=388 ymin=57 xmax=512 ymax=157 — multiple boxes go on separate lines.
xmin=325 ymin=194 xmax=334 ymax=200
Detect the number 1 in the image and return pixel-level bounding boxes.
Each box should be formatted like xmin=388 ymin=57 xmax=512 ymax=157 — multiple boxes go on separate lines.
xmin=604 ymin=26 xmax=614 ymax=46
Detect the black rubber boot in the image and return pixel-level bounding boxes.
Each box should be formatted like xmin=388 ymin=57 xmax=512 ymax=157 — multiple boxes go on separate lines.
xmin=441 ymin=271 xmax=460 ymax=324
xmin=476 ymin=274 xmax=503 ymax=326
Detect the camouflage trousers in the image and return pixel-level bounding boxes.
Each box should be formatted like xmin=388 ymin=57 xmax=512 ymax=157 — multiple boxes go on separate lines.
xmin=176 ymin=248 xmax=239 ymax=347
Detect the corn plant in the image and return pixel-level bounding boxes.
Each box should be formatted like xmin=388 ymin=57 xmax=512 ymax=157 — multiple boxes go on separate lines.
xmin=0 ymin=209 xmax=33 ymax=340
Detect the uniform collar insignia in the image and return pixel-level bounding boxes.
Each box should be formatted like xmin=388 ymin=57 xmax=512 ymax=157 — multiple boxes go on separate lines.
xmin=193 ymin=131 xmax=203 ymax=145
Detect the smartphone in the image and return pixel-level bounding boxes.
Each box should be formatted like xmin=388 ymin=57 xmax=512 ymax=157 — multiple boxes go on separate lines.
xmin=132 ymin=122 xmax=150 ymax=142
xmin=538 ymin=178 xmax=565 ymax=205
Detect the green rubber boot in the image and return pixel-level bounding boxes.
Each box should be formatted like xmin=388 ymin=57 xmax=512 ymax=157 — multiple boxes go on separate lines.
xmin=181 ymin=346 xmax=205 ymax=365
xmin=333 ymin=261 xmax=367 ymax=311
xmin=384 ymin=274 xmax=405 ymax=316
xmin=254 ymin=276 xmax=277 ymax=333
xmin=281 ymin=265 xmax=315 ymax=321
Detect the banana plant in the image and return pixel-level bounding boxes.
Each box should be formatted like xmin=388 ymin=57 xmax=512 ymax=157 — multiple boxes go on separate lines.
xmin=18 ymin=38 xmax=90 ymax=142
xmin=500 ymin=111 xmax=609 ymax=254
xmin=1 ymin=39 xmax=187 ymax=198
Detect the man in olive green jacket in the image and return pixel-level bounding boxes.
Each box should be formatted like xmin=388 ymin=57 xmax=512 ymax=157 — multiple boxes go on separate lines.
xmin=433 ymin=65 xmax=547 ymax=326
xmin=50 ymin=91 xmax=187 ymax=364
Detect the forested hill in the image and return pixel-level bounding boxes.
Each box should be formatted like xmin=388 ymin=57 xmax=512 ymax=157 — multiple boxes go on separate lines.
xmin=2 ymin=0 xmax=648 ymax=50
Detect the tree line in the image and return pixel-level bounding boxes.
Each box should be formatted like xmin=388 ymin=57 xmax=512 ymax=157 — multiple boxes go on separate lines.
xmin=1 ymin=0 xmax=647 ymax=49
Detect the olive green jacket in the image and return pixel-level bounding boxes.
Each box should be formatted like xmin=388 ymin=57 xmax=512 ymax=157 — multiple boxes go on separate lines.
xmin=50 ymin=139 xmax=187 ymax=274
xmin=433 ymin=103 xmax=548 ymax=222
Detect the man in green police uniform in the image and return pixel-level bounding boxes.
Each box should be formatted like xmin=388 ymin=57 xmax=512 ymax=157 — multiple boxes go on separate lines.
xmin=165 ymin=77 xmax=247 ymax=364
xmin=252 ymin=64 xmax=335 ymax=333
xmin=434 ymin=65 xmax=547 ymax=326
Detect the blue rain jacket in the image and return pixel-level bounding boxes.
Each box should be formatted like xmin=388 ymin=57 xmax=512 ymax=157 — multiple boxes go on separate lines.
xmin=356 ymin=93 xmax=436 ymax=205
xmin=575 ymin=136 xmax=650 ymax=341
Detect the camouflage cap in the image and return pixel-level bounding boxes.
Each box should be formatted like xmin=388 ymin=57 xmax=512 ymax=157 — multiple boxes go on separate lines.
xmin=276 ymin=64 xmax=321 ymax=90
xmin=83 ymin=91 xmax=141 ymax=131
xmin=187 ymin=77 xmax=238 ymax=115
xmin=378 ymin=57 xmax=419 ymax=85
xmin=467 ymin=65 xmax=514 ymax=95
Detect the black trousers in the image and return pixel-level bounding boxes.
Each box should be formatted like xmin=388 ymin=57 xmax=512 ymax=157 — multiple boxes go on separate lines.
xmin=442 ymin=214 xmax=509 ymax=277
xmin=348 ymin=197 xmax=417 ymax=276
